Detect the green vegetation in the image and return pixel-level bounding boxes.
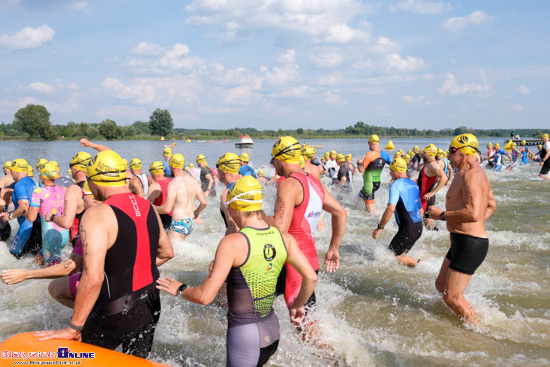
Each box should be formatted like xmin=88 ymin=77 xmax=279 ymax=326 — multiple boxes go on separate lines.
xmin=0 ymin=104 xmax=546 ymax=141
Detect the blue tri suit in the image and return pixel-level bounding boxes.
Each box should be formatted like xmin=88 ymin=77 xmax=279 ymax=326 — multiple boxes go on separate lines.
xmin=387 ymin=177 xmax=423 ymax=255
xmin=239 ymin=165 xmax=257 ymax=178
xmin=9 ymin=176 xmax=39 ymax=256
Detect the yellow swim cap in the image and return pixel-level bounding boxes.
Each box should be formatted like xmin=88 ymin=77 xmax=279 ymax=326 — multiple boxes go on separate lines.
xmin=413 ymin=146 xmax=420 ymax=152
xmin=163 ymin=147 xmax=172 ymax=157
xmin=239 ymin=153 xmax=249 ymax=162
xmin=149 ymin=161 xmax=164 ymax=175
xmin=36 ymin=158 xmax=48 ymax=170
xmin=258 ymin=170 xmax=264 ymax=176
xmin=424 ymin=144 xmax=437 ymax=157
xmin=345 ymin=154 xmax=352 ymax=160
xmin=299 ymin=155 xmax=305 ymax=168
xmin=3 ymin=161 xmax=12 ymax=170
xmin=188 ymin=163 xmax=194 ymax=168
xmin=11 ymin=158 xmax=29 ymax=173
xmin=301 ymin=146 xmax=316 ymax=160
xmin=538 ymin=144 xmax=542 ymax=149
xmin=390 ymin=158 xmax=407 ymax=173
xmin=49 ymin=161 xmax=60 ymax=171
xmin=271 ymin=136 xmax=301 ymax=164
xmin=397 ymin=149 xmax=403 ymax=154
xmin=27 ymin=166 xmax=34 ymax=177
xmin=521 ymin=140 xmax=526 ymax=145
xmin=450 ymin=133 xmax=479 ymax=156
xmin=494 ymin=143 xmax=500 ymax=148
xmin=369 ymin=134 xmax=380 ymax=143
xmin=511 ymin=143 xmax=517 ymax=148
xmin=336 ymin=154 xmax=345 ymax=162
xmin=169 ymin=154 xmax=185 ymax=169
xmin=487 ymin=143 xmax=493 ymax=147
xmin=403 ymin=154 xmax=411 ymax=162
xmin=436 ymin=148 xmax=445 ymax=157
xmin=542 ymin=133 xmax=549 ymax=139
xmin=217 ymin=153 xmax=240 ymax=174
xmin=226 ymin=176 xmax=263 ymax=212
xmin=196 ymin=154 xmax=206 ymax=163
xmin=122 ymin=159 xmax=128 ymax=170
xmin=83 ymin=180 xmax=94 ymax=199
xmin=86 ymin=151 xmax=127 ymax=187
xmin=330 ymin=150 xmax=337 ymax=157
xmin=129 ymin=158 xmax=142 ymax=169
xmin=39 ymin=161 xmax=59 ymax=180
xmin=70 ymin=152 xmax=92 ymax=171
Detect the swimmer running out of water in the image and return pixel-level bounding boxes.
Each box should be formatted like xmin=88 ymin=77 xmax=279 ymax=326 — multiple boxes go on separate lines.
xmin=428 ymin=133 xmax=497 ymax=325
xmin=157 ymin=176 xmax=317 ymax=367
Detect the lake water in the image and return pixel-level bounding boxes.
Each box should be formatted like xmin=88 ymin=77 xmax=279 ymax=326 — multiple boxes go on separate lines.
xmin=0 ymin=138 xmax=549 ymax=366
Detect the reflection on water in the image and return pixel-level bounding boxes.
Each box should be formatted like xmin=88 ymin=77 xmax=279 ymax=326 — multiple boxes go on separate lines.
xmin=0 ymin=138 xmax=549 ymax=366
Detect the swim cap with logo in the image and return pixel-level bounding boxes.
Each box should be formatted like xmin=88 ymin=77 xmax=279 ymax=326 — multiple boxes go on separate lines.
xmin=163 ymin=147 xmax=173 ymax=157
xmin=436 ymin=149 xmax=445 ymax=157
xmin=271 ymin=136 xmax=301 ymax=164
xmin=494 ymin=143 xmax=500 ymax=148
xmin=3 ymin=161 xmax=12 ymax=170
xmin=390 ymin=158 xmax=407 ymax=173
xmin=149 ymin=161 xmax=165 ymax=175
xmin=345 ymin=154 xmax=352 ymax=160
xmin=521 ymin=140 xmax=526 ymax=146
xmin=413 ymin=146 xmax=420 ymax=152
xmin=403 ymin=154 xmax=411 ymax=162
xmin=369 ymin=135 xmax=380 ymax=143
xmin=336 ymin=154 xmax=345 ymax=162
xmin=86 ymin=151 xmax=127 ymax=187
xmin=450 ymin=133 xmax=479 ymax=156
xmin=226 ymin=176 xmax=263 ymax=212
xmin=169 ymin=154 xmax=185 ymax=169
xmin=330 ymin=150 xmax=337 ymax=158
xmin=39 ymin=161 xmax=59 ymax=180
xmin=299 ymin=156 xmax=305 ymax=168
xmin=258 ymin=170 xmax=264 ymax=176
xmin=11 ymin=159 xmax=29 ymax=173
xmin=424 ymin=144 xmax=437 ymax=157
xmin=301 ymin=146 xmax=316 ymax=160
xmin=129 ymin=158 xmax=142 ymax=169
xmin=36 ymin=158 xmax=48 ymax=170
xmin=70 ymin=152 xmax=92 ymax=171
xmin=542 ymin=133 xmax=549 ymax=139
xmin=217 ymin=153 xmax=240 ymax=174
xmin=239 ymin=153 xmax=249 ymax=162
xmin=196 ymin=154 xmax=206 ymax=163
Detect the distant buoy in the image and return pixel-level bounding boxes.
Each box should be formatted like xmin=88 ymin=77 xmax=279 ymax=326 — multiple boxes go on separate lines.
xmin=504 ymin=139 xmax=513 ymax=150
xmin=160 ymin=136 xmax=165 ymax=141
xmin=385 ymin=140 xmax=395 ymax=150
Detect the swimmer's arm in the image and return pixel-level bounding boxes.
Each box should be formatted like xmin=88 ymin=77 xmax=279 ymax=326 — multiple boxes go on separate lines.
xmin=2 ymin=252 xmax=82 ymax=284
xmin=147 ymin=183 xmax=161 ymax=203
xmin=221 ymin=189 xmax=239 ymax=235
xmin=194 ymin=183 xmax=207 ymax=219
xmin=154 ymin=181 xmax=176 ymax=214
xmin=205 ymin=173 xmax=214 ymax=192
xmin=322 ymin=186 xmax=347 ymax=273
xmin=284 ymin=233 xmax=317 ymax=324
xmin=430 ymin=163 xmax=448 ymax=195
xmin=265 ymin=178 xmax=300 ymax=233
xmin=337 ymin=176 xmax=347 ymax=187
xmin=50 ymin=186 xmax=80 ymax=229
xmin=7 ymin=199 xmax=29 ymax=221
xmin=79 ymin=138 xmax=111 ymax=152
xmin=373 ymin=203 xmax=395 ymax=239
xmin=129 ymin=176 xmax=144 ymax=198
xmin=25 ymin=206 xmax=39 ymax=222
xmin=484 ymin=188 xmax=497 ymax=221
xmin=154 ymin=208 xmax=174 ymax=266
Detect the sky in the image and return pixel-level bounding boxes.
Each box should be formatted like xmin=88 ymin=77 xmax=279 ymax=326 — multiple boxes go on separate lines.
xmin=0 ymin=0 xmax=548 ymax=131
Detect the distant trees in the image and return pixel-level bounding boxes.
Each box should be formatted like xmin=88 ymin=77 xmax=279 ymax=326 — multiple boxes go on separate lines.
xmin=98 ymin=119 xmax=121 ymax=140
xmin=149 ymin=109 xmax=173 ymax=136
xmin=13 ymin=104 xmax=55 ymax=140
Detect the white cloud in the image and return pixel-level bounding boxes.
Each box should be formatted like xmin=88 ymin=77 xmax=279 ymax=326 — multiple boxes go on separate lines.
xmin=324 ymin=91 xmax=348 ymax=105
xmin=130 ymin=42 xmax=165 ymax=56
xmin=29 ymin=82 xmax=56 ymax=94
xmin=0 ymin=24 xmax=54 ymax=49
xmin=319 ymin=74 xmax=343 ymax=86
xmin=310 ymin=49 xmax=344 ymax=68
xmin=438 ymin=71 xmax=492 ymax=95
xmin=402 ymin=95 xmax=425 ymax=103
xmin=518 ymin=85 xmax=531 ymax=95
xmin=124 ymin=42 xmax=204 ymax=75
xmin=442 ymin=10 xmax=491 ymax=32
xmin=270 ymin=85 xmax=309 ymax=98
xmin=390 ymin=0 xmax=452 ymax=14
xmin=384 ymin=53 xmax=425 ymax=73
xmin=72 ymin=2 xmax=90 ymax=13
xmin=368 ymin=36 xmax=401 ymax=53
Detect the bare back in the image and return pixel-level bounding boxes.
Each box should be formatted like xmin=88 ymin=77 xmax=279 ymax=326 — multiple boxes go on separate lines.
xmin=170 ymin=175 xmax=201 ymax=220
xmin=445 ymin=163 xmax=494 ymax=238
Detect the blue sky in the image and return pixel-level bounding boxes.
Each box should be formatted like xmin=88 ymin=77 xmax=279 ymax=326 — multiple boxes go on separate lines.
xmin=0 ymin=0 xmax=548 ymax=131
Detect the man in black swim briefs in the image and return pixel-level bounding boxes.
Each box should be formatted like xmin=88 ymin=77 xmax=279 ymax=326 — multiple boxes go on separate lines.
xmin=428 ymin=133 xmax=497 ymax=325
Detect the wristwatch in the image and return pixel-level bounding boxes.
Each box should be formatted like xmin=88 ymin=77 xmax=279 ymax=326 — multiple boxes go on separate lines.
xmin=377 ymin=223 xmax=384 ymax=230
xmin=50 ymin=214 xmax=56 ymax=222
xmin=440 ymin=211 xmax=446 ymax=221
xmin=177 ymin=284 xmax=188 ymax=298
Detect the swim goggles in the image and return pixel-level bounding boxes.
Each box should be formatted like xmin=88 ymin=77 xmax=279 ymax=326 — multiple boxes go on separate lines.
xmin=86 ymin=170 xmax=128 ymax=182
xmin=448 ymin=145 xmax=480 ymax=154
xmin=271 ymin=141 xmax=301 ymax=160
xmin=225 ymin=191 xmax=263 ymax=207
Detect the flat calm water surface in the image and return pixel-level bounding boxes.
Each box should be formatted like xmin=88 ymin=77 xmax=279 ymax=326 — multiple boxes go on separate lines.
xmin=0 ymin=138 xmax=548 ymax=366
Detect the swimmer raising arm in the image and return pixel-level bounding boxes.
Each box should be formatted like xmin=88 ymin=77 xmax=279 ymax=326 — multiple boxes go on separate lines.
xmin=1 ymin=251 xmax=82 ymax=285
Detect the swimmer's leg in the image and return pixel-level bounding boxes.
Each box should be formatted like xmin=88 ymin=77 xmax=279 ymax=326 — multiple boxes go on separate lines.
xmin=435 ymin=257 xmax=450 ymax=293
xmin=443 ymin=268 xmax=478 ymax=324
xmin=395 ymin=254 xmax=420 ymax=267
xmin=48 ymin=276 xmax=75 ymax=309
xmin=168 ymin=230 xmax=187 ymax=242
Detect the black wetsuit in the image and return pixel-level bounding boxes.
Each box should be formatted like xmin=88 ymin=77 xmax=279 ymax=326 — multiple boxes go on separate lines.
xmin=81 ymin=193 xmax=161 ymax=358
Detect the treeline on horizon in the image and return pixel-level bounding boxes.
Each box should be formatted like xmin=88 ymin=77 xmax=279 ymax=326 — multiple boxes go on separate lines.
xmin=1 ymin=104 xmax=546 ymax=141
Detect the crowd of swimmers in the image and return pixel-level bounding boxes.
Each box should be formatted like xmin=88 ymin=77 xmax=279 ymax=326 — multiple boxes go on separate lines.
xmin=0 ymin=132 xmax=548 ymax=365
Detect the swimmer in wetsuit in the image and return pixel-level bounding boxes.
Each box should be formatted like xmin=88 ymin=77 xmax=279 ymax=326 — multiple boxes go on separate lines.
xmin=538 ymin=133 xmax=550 ymax=180
xmin=418 ymin=144 xmax=447 ymax=230
xmin=357 ymin=134 xmax=392 ymax=213
xmin=128 ymin=158 xmax=153 ymax=198
xmin=238 ymin=152 xmax=257 ymax=178
xmin=373 ymin=158 xmax=424 ymax=267
xmin=428 ymin=133 xmax=497 ymax=324
xmin=216 ymin=152 xmax=242 ymax=234
xmin=35 ymin=150 xmax=174 ymax=358
xmin=147 ymin=161 xmax=173 ymax=230
xmin=156 ymin=176 xmax=317 ymax=367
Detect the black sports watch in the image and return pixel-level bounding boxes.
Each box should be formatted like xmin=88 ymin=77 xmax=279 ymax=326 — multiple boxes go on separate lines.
xmin=439 ymin=211 xmax=446 ymax=221
xmin=177 ymin=284 xmax=188 ymax=298
xmin=377 ymin=223 xmax=384 ymax=230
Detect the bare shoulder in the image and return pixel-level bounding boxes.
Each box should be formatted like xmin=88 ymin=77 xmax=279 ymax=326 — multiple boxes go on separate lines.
xmin=82 ymin=202 xmax=113 ymax=222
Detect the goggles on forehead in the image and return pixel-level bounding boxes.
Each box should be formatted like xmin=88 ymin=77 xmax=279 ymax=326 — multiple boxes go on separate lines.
xmin=448 ymin=145 xmax=480 ymax=154
xmin=86 ymin=170 xmax=127 ymax=182
xmin=272 ymin=142 xmax=301 ymax=159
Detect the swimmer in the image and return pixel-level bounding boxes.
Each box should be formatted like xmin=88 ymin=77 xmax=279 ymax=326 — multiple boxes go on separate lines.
xmin=483 ymin=143 xmax=495 ymax=168
xmin=154 ymin=154 xmax=207 ymax=242
xmin=519 ymin=140 xmax=530 ymax=166
xmin=147 ymin=161 xmax=173 ymax=230
xmin=216 ymin=153 xmax=242 ymax=234
xmin=162 ymin=147 xmax=173 ymax=177
xmin=256 ymin=170 xmax=269 ymax=185
xmin=357 ymin=135 xmax=392 ymax=213
xmin=238 ymin=153 xmax=257 ymax=178
xmin=196 ymin=155 xmax=216 ymax=197
xmin=418 ymin=144 xmax=447 ymax=230
xmin=428 ymin=134 xmax=496 ymax=324
xmin=373 ymin=158 xmax=423 ymax=267
xmin=538 ymin=133 xmax=550 ymax=180
xmin=506 ymin=143 xmax=520 ymax=171
xmin=156 ymin=176 xmax=317 ymax=367
xmin=301 ymin=145 xmax=322 ymax=181
xmin=436 ymin=149 xmax=453 ymax=186
xmin=491 ymin=143 xmax=512 ymax=172
xmin=128 ymin=158 xmax=153 ymax=198
xmin=26 ymin=162 xmax=70 ymax=266
xmin=335 ymin=154 xmax=352 ymax=198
